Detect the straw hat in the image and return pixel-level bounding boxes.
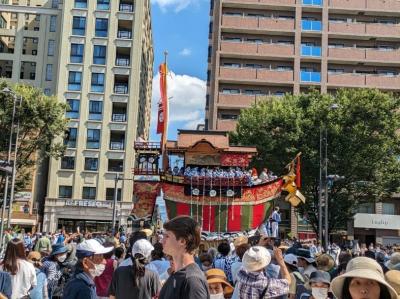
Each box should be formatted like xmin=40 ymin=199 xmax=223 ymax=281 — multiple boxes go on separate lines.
xmin=386 ymin=252 xmax=400 ymax=270
xmin=385 ymin=270 xmax=400 ymax=298
xmin=206 ymin=268 xmax=234 ymax=295
xmin=331 ymin=257 xmax=398 ymax=299
xmin=242 ymin=246 xmax=271 ymax=272
xmin=316 ymin=254 xmax=335 ymax=272
xmin=233 ymin=236 xmax=248 ymax=248
xmin=140 ymin=228 xmax=153 ymax=238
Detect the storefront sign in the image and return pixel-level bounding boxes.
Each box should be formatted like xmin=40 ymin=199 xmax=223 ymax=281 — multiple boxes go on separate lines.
xmin=65 ymin=200 xmax=112 ymax=208
xmin=354 ymin=213 xmax=400 ymax=230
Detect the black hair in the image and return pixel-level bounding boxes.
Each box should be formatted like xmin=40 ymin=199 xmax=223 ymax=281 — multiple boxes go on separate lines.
xmin=131 ymin=253 xmax=148 ymax=287
xmin=114 ymin=247 xmax=125 ymax=259
xmin=151 ymin=243 xmax=164 ymax=261
xmin=217 ymin=242 xmax=231 ymax=257
xmin=341 ymin=277 xmax=391 ymax=299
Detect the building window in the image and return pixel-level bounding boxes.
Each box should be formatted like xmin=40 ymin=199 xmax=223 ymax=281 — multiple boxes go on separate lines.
xmin=59 ymin=185 xmax=72 ymax=199
xmin=68 ymin=71 xmax=82 ymax=91
xmin=82 ymin=187 xmax=96 ymax=200
xmin=48 ymin=40 xmax=55 ymax=56
xmin=95 ymin=18 xmax=108 ymax=37
xmin=87 ymin=129 xmax=100 ymax=149
xmin=382 ymin=203 xmax=395 ymax=215
xmin=45 ymin=64 xmax=53 ymax=81
xmin=108 ymin=159 xmax=123 ymax=172
xmin=84 ymin=157 xmax=99 ymax=171
xmin=50 ymin=16 xmax=57 ymax=32
xmin=72 ymin=16 xmax=86 ymax=36
xmin=88 ymin=100 xmax=103 ymax=120
xmin=105 ymin=188 xmax=121 ymax=201
xmin=64 ymin=128 xmax=77 ymax=148
xmin=91 ymin=73 xmax=105 ymax=93
xmin=51 ymin=0 xmax=59 ymax=8
xmin=60 ymin=156 xmax=75 ymax=169
xmin=66 ymin=99 xmax=80 ymax=119
xmin=97 ymin=0 xmax=110 ymax=10
xmin=74 ymin=0 xmax=87 ymax=8
xmin=70 ymin=43 xmax=84 ymax=63
xmin=93 ymin=45 xmax=106 ymax=65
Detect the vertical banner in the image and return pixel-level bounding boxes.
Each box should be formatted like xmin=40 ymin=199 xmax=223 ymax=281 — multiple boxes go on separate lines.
xmin=157 ymin=63 xmax=168 ymax=135
xmin=296 ymin=155 xmax=301 ymax=188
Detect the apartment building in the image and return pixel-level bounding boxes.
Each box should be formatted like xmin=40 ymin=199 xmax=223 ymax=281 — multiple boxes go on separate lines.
xmin=206 ymin=0 xmax=400 ymax=243
xmin=206 ymin=0 xmax=400 ymax=131
xmin=0 ymin=0 xmax=154 ymax=232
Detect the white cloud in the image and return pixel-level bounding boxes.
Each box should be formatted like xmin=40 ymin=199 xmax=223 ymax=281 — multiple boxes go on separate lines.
xmin=179 ymin=48 xmax=192 ymax=57
xmin=151 ymin=72 xmax=206 ymax=130
xmin=151 ymin=0 xmax=198 ymax=12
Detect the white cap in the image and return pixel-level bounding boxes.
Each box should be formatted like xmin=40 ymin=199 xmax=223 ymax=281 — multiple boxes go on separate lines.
xmin=131 ymin=239 xmax=154 ymax=259
xmin=76 ymin=239 xmax=113 ymax=256
xmin=284 ymin=253 xmax=298 ymax=268
xmin=242 ymin=246 xmax=271 ymax=272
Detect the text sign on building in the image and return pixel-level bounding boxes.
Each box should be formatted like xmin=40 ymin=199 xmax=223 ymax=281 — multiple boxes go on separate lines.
xmin=65 ymin=200 xmax=112 ymax=209
xmin=354 ymin=213 xmax=400 ymax=230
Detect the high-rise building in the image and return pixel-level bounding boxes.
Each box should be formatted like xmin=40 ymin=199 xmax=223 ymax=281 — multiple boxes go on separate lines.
xmin=0 ymin=0 xmax=153 ymax=232
xmin=206 ymin=0 xmax=400 ymax=131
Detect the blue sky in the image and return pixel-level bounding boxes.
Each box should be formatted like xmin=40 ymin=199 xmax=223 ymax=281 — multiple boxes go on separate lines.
xmin=149 ymin=0 xmax=209 ymax=141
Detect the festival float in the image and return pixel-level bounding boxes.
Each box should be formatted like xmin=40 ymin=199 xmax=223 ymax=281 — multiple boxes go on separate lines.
xmin=129 ymin=58 xmax=305 ymax=236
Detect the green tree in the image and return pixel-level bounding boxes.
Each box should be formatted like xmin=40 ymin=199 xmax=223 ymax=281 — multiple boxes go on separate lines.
xmin=0 ymin=82 xmax=68 ymax=194
xmin=231 ymin=89 xmax=400 ymax=235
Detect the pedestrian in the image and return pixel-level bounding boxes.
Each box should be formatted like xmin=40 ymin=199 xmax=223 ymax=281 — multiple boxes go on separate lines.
xmin=303 ymin=270 xmax=331 ymax=299
xmin=296 ymin=248 xmax=317 ymax=279
xmin=283 ymin=253 xmax=307 ymax=299
xmin=205 ymin=268 xmax=234 ymax=299
xmin=0 ymin=270 xmax=12 ymax=299
xmin=231 ymin=243 xmax=250 ymax=284
xmin=1 ymin=238 xmax=37 ymax=299
xmin=270 ymin=207 xmax=281 ymax=238
xmin=234 ymin=246 xmax=291 ymax=298
xmin=63 ymin=239 xmax=113 ymax=299
xmin=34 ymin=232 xmax=52 ymax=254
xmin=108 ymin=238 xmax=160 ymax=299
xmin=114 ymin=246 xmax=126 ymax=267
xmin=159 ymin=216 xmax=210 ymax=299
xmin=213 ymin=242 xmax=235 ymax=284
xmin=94 ymin=242 xmax=115 ymax=299
xmin=149 ymin=242 xmax=170 ymax=276
xmin=27 ymin=251 xmax=49 ymax=299
xmin=385 ymin=270 xmax=400 ymax=298
xmin=331 ymin=256 xmax=398 ymax=299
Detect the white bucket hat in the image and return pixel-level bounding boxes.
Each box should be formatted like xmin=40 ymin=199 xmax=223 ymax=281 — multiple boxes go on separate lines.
xmin=386 ymin=252 xmax=400 ymax=270
xmin=242 ymin=246 xmax=271 ymax=272
xmin=331 ymin=257 xmax=398 ymax=299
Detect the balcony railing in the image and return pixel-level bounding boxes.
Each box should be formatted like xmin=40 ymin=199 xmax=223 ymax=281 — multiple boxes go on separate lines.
xmin=110 ymin=142 xmax=125 ymax=150
xmin=119 ymin=3 xmax=133 ymax=12
xmin=116 ymin=57 xmax=130 ymax=66
xmin=112 ymin=114 xmax=126 ymax=122
xmin=114 ymin=85 xmax=128 ymax=94
xmin=133 ymin=168 xmax=160 ymax=175
xmin=300 ymin=71 xmax=321 ymax=83
xmin=303 ymin=0 xmax=322 ymax=5
xmin=302 ymin=20 xmax=322 ymax=31
xmin=301 ymin=45 xmax=321 ymax=57
xmin=134 ymin=141 xmax=161 ymax=150
xmin=117 ymin=30 xmax=132 ymax=39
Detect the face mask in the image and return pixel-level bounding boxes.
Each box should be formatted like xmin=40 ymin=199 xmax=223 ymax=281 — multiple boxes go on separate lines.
xmin=311 ymin=287 xmax=328 ymax=299
xmin=89 ymin=263 xmax=105 ymax=277
xmin=210 ymin=294 xmax=225 ymax=299
xmin=57 ymin=254 xmax=67 ymax=263
xmin=298 ymin=267 xmax=304 ymax=274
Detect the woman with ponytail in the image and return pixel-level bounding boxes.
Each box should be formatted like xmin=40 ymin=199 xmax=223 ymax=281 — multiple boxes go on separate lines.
xmin=109 ymin=239 xmax=161 ymax=299
xmin=27 ymin=251 xmax=48 ymax=299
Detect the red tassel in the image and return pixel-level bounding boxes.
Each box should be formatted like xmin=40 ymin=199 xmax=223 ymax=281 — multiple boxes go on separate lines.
xmin=296 ymin=156 xmax=301 ymax=188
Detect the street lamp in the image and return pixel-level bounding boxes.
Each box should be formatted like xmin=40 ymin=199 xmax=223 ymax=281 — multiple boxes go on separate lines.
xmin=0 ymin=87 xmax=22 ymax=249
xmin=111 ymin=174 xmax=134 ymax=231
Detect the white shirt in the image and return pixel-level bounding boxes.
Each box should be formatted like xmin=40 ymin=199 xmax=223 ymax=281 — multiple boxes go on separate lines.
xmin=10 ymin=260 xmax=37 ymax=299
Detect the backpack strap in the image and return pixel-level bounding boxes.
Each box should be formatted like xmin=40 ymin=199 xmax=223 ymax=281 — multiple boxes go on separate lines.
xmin=259 ymin=278 xmax=270 ymax=299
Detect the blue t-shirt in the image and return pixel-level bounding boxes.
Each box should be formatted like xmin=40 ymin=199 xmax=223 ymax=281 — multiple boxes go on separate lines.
xmin=0 ymin=271 xmax=12 ymax=299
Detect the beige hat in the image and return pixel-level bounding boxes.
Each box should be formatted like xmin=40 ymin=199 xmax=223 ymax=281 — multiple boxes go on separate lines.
xmin=316 ymin=254 xmax=335 ymax=272
xmin=233 ymin=236 xmax=248 ymax=248
xmin=242 ymin=246 xmax=271 ymax=272
xmin=331 ymin=257 xmax=398 ymax=299
xmin=386 ymin=253 xmax=400 ymax=270
xmin=385 ymin=270 xmax=400 ymax=298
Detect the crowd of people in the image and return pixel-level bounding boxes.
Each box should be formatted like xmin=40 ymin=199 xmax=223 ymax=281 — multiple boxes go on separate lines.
xmin=168 ymin=166 xmax=278 ymax=185
xmin=0 ymin=220 xmax=399 ymax=299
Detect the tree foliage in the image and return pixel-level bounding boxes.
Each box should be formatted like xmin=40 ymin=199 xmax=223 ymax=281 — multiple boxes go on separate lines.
xmin=231 ymin=89 xmax=400 ymax=235
xmin=0 ymin=81 xmax=68 ymax=193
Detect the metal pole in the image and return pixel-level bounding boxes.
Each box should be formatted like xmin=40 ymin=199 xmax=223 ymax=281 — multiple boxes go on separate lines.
xmin=318 ymin=127 xmax=323 ymax=246
xmin=0 ymin=92 xmax=18 ymax=249
xmin=112 ymin=174 xmax=119 ymax=230
xmin=324 ymin=127 xmax=329 ymax=251
xmin=8 ymin=95 xmax=22 ymax=224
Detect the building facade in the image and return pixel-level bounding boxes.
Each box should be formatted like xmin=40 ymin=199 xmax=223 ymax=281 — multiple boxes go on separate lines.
xmin=0 ymin=0 xmax=154 ymax=232
xmin=206 ymin=0 xmax=400 ymax=243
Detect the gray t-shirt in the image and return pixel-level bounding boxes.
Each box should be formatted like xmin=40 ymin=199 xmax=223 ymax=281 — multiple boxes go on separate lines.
xmin=159 ymin=263 xmax=210 ymax=299
xmin=109 ymin=266 xmax=160 ymax=299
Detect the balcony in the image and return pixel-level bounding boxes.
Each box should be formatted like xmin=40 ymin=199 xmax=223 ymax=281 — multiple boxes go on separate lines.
xmin=119 ymin=3 xmax=134 ymax=12
xmin=218 ymin=93 xmax=257 ymax=107
xmin=114 ymin=84 xmax=128 ymax=94
xmin=366 ymin=75 xmax=400 ymax=90
xmin=223 ymin=0 xmax=295 ymax=5
xmin=301 ymin=20 xmax=322 ymax=31
xmin=300 ymin=71 xmax=321 ymax=83
xmin=328 ymin=73 xmax=366 ymax=87
xmin=328 ymin=47 xmax=400 ymax=63
xmin=329 ymin=0 xmax=400 ymax=11
xmin=112 ymin=114 xmax=127 ymax=122
xmin=328 ymin=22 xmax=366 ymax=35
xmin=117 ymin=30 xmax=132 ymax=39
xmin=110 ymin=141 xmax=125 ymax=150
xmin=301 ymin=45 xmax=321 ymax=57
xmin=365 ymin=23 xmax=400 ymax=38
xmin=222 ymin=16 xmax=295 ymax=32
xmin=329 ymin=22 xmax=400 ymax=37
xmin=217 ymin=119 xmax=237 ymax=131
xmin=329 ymin=0 xmax=365 ymax=9
xmin=365 ymin=49 xmax=400 ymax=62
xmin=303 ymin=0 xmax=322 ymax=5
xmin=116 ymin=57 xmax=130 ymax=66
xmin=220 ymin=41 xmax=294 ymax=58
xmin=219 ymin=67 xmax=294 ymax=84
xmin=328 ymin=47 xmax=365 ymax=60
